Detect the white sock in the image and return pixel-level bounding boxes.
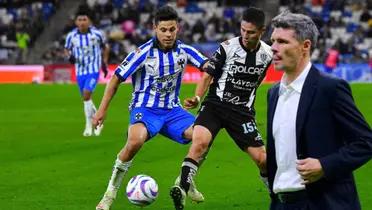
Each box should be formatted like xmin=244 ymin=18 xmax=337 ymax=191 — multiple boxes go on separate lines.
xmin=106 ymin=158 xmax=132 ymax=193
xmin=91 ymin=101 xmax=97 ymax=116
xmin=83 ymin=100 xmax=96 ymax=127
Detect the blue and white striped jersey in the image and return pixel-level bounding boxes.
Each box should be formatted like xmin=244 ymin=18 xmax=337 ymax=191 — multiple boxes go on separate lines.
xmin=115 ymin=38 xmax=208 ymax=109
xmin=65 ymin=27 xmax=106 ymax=76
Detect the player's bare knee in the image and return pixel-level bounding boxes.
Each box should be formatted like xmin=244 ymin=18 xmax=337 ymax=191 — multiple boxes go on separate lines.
xmin=193 ymin=138 xmax=210 ymax=153
xmin=126 ymin=137 xmax=144 ymax=151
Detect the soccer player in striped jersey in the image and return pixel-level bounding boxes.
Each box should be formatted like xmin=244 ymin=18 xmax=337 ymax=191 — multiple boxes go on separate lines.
xmin=64 ymin=9 xmax=109 ymax=137
xmin=94 ymin=5 xmax=208 ymax=210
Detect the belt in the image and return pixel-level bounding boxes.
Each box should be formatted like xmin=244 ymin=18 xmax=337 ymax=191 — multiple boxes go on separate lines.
xmin=276 ymin=190 xmax=307 ymax=203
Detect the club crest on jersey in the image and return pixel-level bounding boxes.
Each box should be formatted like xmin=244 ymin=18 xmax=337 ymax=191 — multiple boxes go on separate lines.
xmin=135 ymin=113 xmax=143 ymax=120
xmin=177 ymin=58 xmax=185 ymax=68
xmin=260 ymin=53 xmax=268 ymax=64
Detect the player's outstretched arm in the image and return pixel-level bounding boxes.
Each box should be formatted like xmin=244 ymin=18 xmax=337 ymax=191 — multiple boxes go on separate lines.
xmin=184 ymin=71 xmax=212 ymax=109
xmin=101 ymin=43 xmax=110 ymax=77
xmin=93 ymin=74 xmax=121 ymax=128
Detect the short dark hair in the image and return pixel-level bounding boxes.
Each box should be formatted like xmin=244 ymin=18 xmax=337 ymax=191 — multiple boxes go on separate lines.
xmin=241 ymin=7 xmax=265 ymax=29
xmin=76 ymin=6 xmax=93 ymax=20
xmin=154 ymin=5 xmax=178 ymax=25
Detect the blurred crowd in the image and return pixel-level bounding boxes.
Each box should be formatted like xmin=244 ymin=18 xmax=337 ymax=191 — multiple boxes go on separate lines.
xmin=42 ymin=0 xmax=246 ymax=64
xmin=1 ymin=0 xmax=371 ymax=67
xmin=0 ymin=0 xmax=59 ymax=64
xmin=279 ymin=0 xmax=372 ymax=67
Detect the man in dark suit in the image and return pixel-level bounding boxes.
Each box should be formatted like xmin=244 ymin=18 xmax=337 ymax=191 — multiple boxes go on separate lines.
xmin=267 ymin=11 xmax=372 ymax=210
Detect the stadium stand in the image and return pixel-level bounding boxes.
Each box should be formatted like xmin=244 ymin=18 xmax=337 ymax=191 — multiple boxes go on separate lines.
xmin=278 ymin=0 xmax=371 ymax=65
xmin=0 ymin=0 xmax=59 ymax=64
xmin=3 ymin=0 xmax=371 ymax=67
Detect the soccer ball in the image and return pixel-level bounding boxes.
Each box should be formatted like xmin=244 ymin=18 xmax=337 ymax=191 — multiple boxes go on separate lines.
xmin=126 ymin=174 xmax=158 ymax=207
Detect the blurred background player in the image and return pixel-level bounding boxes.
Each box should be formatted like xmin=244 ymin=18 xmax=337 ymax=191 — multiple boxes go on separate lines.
xmin=93 ymin=5 xmax=208 ymax=210
xmin=170 ymin=7 xmax=272 ymax=210
xmin=64 ymin=8 xmax=109 ymax=137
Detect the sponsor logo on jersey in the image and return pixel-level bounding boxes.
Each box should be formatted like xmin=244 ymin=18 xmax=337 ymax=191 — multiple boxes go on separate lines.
xmin=151 ymin=84 xmax=176 ymax=94
xmin=90 ymin=37 xmax=98 ymax=44
xmin=232 ymin=52 xmax=241 ymax=59
xmin=156 ymin=73 xmax=179 ymax=83
xmin=215 ymin=48 xmax=221 ymax=55
xmin=229 ymin=62 xmax=265 ymax=75
xmin=147 ymin=64 xmax=155 ymax=73
xmin=226 ymin=78 xmax=258 ymax=88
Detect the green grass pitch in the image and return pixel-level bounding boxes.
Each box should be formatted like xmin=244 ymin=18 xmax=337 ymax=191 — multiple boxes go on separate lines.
xmin=0 ymin=83 xmax=371 ymax=210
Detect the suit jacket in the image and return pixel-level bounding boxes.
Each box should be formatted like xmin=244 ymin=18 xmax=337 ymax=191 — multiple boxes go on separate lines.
xmin=267 ymin=65 xmax=372 ymax=210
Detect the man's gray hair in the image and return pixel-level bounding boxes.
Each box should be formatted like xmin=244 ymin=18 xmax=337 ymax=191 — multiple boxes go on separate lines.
xmin=271 ymin=11 xmax=319 ymax=52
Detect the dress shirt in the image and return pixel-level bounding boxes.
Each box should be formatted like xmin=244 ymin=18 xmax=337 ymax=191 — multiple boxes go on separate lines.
xmin=272 ymin=62 xmax=312 ymax=193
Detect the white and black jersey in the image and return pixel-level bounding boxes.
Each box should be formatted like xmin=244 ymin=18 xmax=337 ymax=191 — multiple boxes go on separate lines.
xmin=205 ymin=37 xmax=273 ymax=112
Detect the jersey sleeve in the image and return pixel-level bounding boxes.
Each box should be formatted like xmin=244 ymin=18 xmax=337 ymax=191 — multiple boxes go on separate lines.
xmin=205 ymin=44 xmax=227 ymax=76
xmin=182 ymin=45 xmax=208 ymax=69
xmin=94 ymin=30 xmax=107 ymax=46
xmin=64 ymin=32 xmax=73 ymax=50
xmin=114 ymin=49 xmax=148 ymax=82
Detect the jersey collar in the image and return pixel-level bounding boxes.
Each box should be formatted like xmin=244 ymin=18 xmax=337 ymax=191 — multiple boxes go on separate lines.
xmin=152 ymin=37 xmax=179 ymax=52
xmin=239 ymin=37 xmax=261 ymax=53
xmin=76 ymin=27 xmax=92 ymax=34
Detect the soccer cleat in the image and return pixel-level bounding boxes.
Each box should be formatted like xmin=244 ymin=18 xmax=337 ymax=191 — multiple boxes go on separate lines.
xmin=170 ymin=185 xmax=186 ymax=210
xmin=94 ymin=124 xmax=104 ymax=136
xmin=175 ymin=176 xmax=204 ymax=203
xmin=83 ymin=126 xmax=93 ymax=137
xmin=96 ymin=190 xmax=117 ymax=210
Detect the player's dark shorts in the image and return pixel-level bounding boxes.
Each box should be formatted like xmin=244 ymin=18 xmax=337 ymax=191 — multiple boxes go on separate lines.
xmin=194 ymin=101 xmax=264 ymax=150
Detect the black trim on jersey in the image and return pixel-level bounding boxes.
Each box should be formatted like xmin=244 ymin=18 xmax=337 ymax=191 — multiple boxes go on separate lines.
xmin=205 ymin=45 xmax=226 ymax=77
